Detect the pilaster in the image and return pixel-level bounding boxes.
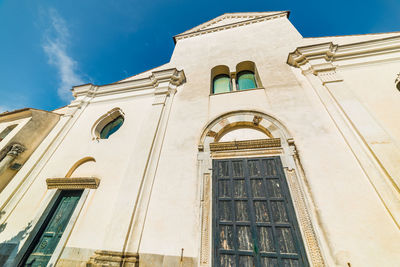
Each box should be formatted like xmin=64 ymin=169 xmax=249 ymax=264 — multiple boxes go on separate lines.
xmin=98 ymin=69 xmax=185 ymax=265
xmin=288 ymin=44 xmax=400 ymax=228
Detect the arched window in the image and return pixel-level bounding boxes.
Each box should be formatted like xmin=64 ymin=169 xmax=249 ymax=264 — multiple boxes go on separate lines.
xmin=213 ymin=74 xmax=231 ymax=94
xmin=236 ymin=70 xmax=257 ymax=90
xmin=211 ymin=65 xmax=231 ymax=95
xmin=99 ymin=115 xmax=124 ymax=139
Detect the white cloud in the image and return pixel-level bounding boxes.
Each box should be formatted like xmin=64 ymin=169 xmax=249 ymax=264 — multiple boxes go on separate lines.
xmin=43 ymin=8 xmax=84 ymax=102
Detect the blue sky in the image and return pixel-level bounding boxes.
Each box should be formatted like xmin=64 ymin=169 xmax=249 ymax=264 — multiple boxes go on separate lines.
xmin=0 ymin=0 xmax=399 ymax=112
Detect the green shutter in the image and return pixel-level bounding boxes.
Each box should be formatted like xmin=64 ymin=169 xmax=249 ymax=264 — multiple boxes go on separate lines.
xmin=213 ymin=75 xmax=231 ymax=94
xmin=237 ymin=71 xmax=257 ymax=90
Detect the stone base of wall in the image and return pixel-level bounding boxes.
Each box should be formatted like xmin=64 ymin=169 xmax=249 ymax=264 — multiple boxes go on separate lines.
xmin=56 ymin=248 xmax=197 ymax=267
xmin=139 ymin=253 xmax=196 ymax=267
xmin=86 ymin=250 xmax=139 ymax=267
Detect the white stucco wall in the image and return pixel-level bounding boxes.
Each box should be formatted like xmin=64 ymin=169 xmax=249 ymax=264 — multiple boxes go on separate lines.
xmin=1 ymin=13 xmax=399 ymax=267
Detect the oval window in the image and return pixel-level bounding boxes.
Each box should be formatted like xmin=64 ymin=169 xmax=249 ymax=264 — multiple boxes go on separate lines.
xmin=99 ymin=115 xmax=124 ymax=139
xmin=237 ymin=71 xmax=257 ymax=90
xmin=213 ymin=74 xmax=231 ymax=94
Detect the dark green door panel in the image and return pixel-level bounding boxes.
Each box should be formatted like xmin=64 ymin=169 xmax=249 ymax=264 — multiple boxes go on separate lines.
xmin=21 ymin=190 xmax=82 ymax=267
xmin=213 ymin=157 xmax=309 ymax=267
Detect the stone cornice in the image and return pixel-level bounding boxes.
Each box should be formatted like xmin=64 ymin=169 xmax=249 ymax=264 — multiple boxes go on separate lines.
xmin=287 ymin=42 xmax=337 ymax=69
xmin=0 ymin=108 xmax=59 ymax=123
xmin=288 ymin=35 xmax=400 ymax=72
xmin=174 ymin=11 xmax=289 ymax=43
xmin=71 ymin=68 xmax=186 ymax=99
xmin=46 ymin=177 xmax=100 ymax=189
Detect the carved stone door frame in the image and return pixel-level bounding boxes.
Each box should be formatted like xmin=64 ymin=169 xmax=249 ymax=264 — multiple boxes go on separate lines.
xmin=197 ymin=111 xmax=327 ymax=267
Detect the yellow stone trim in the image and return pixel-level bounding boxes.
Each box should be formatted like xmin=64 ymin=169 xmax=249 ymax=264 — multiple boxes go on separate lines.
xmin=209 ymin=138 xmax=280 ymax=151
xmin=200 ymin=173 xmax=211 ymax=265
xmin=285 ymin=169 xmax=325 ymax=266
xmin=211 ymin=148 xmax=283 ymax=159
xmin=65 ymin=157 xmax=96 ymax=178
xmin=46 ymin=177 xmax=100 ymax=189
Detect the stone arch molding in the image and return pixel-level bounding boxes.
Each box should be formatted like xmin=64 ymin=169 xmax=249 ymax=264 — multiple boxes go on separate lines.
xmin=65 ymin=156 xmax=96 ymax=178
xmin=197 ymin=110 xmax=327 ymax=267
xmin=46 ymin=157 xmax=100 ymax=190
xmin=198 ymin=110 xmax=292 ymax=152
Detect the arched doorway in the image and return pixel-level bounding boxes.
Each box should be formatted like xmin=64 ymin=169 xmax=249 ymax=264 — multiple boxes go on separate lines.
xmin=197 ymin=111 xmax=325 ymax=267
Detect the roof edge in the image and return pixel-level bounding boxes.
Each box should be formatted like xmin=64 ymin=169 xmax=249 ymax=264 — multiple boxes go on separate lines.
xmin=173 ymin=11 xmax=290 ymax=44
xmin=303 ymin=30 xmax=400 ymax=40
xmin=0 ymin=108 xmax=59 ymax=122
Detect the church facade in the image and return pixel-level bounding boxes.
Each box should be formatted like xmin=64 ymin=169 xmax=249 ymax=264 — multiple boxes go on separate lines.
xmin=0 ymin=11 xmax=400 ymax=267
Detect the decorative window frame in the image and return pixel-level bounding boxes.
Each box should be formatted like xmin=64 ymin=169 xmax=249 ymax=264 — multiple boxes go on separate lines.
xmin=197 ymin=110 xmax=326 ymax=267
xmin=210 ymin=61 xmax=263 ymax=95
xmin=210 ymin=65 xmax=232 ymax=94
xmin=235 ymin=60 xmax=263 ymax=90
xmin=91 ymin=108 xmax=125 ymax=140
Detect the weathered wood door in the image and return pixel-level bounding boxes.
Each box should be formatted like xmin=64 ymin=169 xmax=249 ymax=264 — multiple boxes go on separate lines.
xmin=213 ymin=157 xmax=309 ymax=267
xmin=21 ymin=190 xmax=82 ymax=267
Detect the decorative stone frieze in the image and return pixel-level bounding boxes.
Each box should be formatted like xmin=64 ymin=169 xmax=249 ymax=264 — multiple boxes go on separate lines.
xmin=87 ymin=250 xmax=139 ymax=267
xmin=209 ymin=138 xmax=281 ymax=151
xmin=46 ymin=177 xmax=100 ymax=189
xmin=174 ymin=12 xmax=289 ymax=42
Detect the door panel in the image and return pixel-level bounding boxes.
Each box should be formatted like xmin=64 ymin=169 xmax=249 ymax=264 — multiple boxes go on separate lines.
xmin=213 ymin=157 xmax=308 ymax=267
xmin=22 ymin=190 xmax=82 ymax=267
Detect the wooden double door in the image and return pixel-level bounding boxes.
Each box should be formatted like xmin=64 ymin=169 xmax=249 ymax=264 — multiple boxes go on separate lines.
xmin=213 ymin=157 xmax=308 ymax=267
